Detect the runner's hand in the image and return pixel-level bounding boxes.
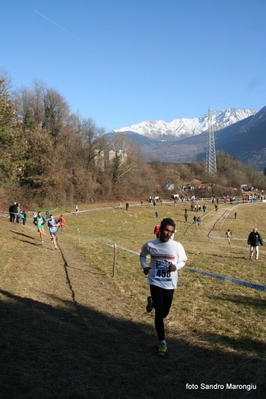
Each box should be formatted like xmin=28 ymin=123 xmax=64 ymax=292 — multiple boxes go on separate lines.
xmin=168 ymin=262 xmax=176 ymax=272
xmin=143 ymin=267 xmax=151 ymax=275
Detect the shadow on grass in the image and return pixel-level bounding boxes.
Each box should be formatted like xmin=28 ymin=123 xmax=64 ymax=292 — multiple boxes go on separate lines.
xmin=1 ymin=289 xmax=266 ymax=399
xmin=196 ymin=332 xmax=266 ymax=354
xmin=13 ymin=237 xmax=40 ymax=247
xmin=217 ymin=294 xmax=266 ymax=310
xmin=12 ymin=231 xmax=35 ymax=240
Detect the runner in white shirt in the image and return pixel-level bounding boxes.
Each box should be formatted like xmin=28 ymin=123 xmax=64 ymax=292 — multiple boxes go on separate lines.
xmin=140 ymin=217 xmax=187 ymax=356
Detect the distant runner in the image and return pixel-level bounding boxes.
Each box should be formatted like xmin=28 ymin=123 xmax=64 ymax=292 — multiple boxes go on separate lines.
xmin=57 ymin=214 xmax=66 ymax=232
xmin=33 ymin=211 xmax=46 ymax=243
xmin=225 ymin=229 xmax=232 ymax=244
xmin=48 ymin=214 xmax=60 ymax=249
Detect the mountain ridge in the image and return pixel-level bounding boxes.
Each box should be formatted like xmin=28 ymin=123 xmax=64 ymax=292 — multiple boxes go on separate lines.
xmin=112 ymin=108 xmax=257 ymax=139
xmin=108 ymin=107 xmax=266 ymax=171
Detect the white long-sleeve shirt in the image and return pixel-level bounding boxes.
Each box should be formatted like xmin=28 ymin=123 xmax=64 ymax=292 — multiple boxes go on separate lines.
xmin=140 ymin=238 xmax=187 ymax=289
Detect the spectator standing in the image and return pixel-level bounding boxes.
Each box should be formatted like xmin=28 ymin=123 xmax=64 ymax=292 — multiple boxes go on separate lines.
xmin=197 ymin=216 xmax=201 ymax=227
xmin=14 ymin=202 xmax=19 ymax=223
xmin=20 ymin=210 xmax=27 ymax=225
xmin=247 ymin=228 xmax=263 ymax=260
xmin=9 ymin=202 xmax=16 ymax=222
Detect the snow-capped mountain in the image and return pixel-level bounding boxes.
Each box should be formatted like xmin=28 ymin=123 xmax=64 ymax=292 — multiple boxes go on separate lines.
xmin=113 ymin=108 xmax=257 ymax=139
xmin=107 ymin=106 xmax=266 ymax=170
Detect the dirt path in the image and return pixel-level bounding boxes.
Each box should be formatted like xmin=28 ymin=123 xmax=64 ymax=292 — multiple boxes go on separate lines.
xmin=0 ymin=218 xmax=146 ymax=322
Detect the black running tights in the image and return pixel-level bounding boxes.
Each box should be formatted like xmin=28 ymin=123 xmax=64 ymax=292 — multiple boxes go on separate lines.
xmin=150 ymin=285 xmax=174 ymax=341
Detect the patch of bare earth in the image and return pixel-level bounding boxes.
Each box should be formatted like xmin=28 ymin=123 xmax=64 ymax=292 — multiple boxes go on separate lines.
xmin=0 ymin=217 xmax=265 ymax=399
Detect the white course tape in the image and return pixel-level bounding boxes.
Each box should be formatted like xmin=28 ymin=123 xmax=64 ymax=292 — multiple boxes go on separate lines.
xmin=184 ymin=267 xmax=266 ymax=292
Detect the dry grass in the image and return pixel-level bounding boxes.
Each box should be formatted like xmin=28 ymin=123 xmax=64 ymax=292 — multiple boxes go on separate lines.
xmin=0 ymin=199 xmax=266 ymax=398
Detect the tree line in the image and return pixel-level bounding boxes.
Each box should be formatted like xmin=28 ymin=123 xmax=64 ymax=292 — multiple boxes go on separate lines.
xmin=1 ymin=72 xmax=265 ymax=209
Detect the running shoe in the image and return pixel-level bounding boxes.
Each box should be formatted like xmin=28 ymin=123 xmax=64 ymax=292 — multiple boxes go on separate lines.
xmin=158 ymin=342 xmax=167 ymax=357
xmin=146 ymin=296 xmax=153 ymax=312
xmin=55 ymin=245 xmax=58 ymax=249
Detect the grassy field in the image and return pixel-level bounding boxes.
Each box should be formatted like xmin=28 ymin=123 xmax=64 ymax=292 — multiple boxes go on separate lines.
xmin=1 ymin=198 xmax=266 ymax=398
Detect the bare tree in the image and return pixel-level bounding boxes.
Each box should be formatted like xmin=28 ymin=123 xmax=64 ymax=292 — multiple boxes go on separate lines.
xmin=79 ymin=118 xmax=106 ymax=168
xmin=42 ymin=88 xmax=70 ymax=140
xmin=14 ymin=80 xmax=71 ymax=140
xmin=13 ymin=80 xmax=46 ymax=130
xmin=0 ymin=74 xmax=24 ymax=184
xmin=108 ymin=133 xmax=144 ymax=183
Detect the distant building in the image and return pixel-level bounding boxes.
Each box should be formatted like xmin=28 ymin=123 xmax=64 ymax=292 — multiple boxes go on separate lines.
xmin=165 ymin=180 xmax=174 ymax=191
xmin=94 ymin=149 xmax=127 ymax=170
xmin=108 ymin=149 xmax=127 ymax=163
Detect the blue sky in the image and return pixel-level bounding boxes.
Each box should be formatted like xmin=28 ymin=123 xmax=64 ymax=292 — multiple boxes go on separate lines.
xmin=1 ymin=0 xmax=266 ymax=131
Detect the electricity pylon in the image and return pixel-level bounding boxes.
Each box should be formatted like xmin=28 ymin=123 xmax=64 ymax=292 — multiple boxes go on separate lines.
xmin=206 ymin=105 xmax=217 ymax=178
